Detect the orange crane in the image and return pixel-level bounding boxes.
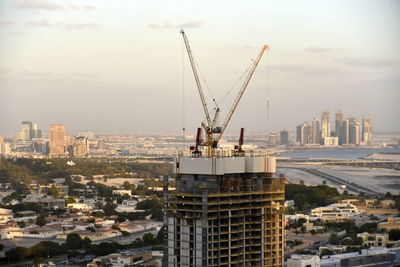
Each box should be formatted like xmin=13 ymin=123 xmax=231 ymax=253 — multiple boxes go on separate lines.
xmin=180 ymin=30 xmax=269 ymax=157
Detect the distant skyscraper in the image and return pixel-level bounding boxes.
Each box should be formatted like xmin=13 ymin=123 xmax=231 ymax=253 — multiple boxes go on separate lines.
xmin=50 ymin=124 xmax=65 ymax=156
xmin=311 ymin=118 xmax=321 ymax=144
xmin=31 ymin=123 xmax=42 ymax=139
xmin=73 ymin=136 xmax=89 ymax=157
xmin=280 ymin=130 xmax=289 ymax=145
xmin=268 ymin=131 xmax=278 ymax=145
xmin=341 ymin=119 xmax=350 ymax=145
xmin=362 ymin=117 xmax=373 ymax=145
xmin=335 ymin=110 xmax=343 ymax=140
xmin=321 ymin=110 xmax=330 ymax=140
xmin=349 ymin=119 xmax=361 ymax=145
xmin=20 ymin=121 xmax=32 ymax=141
xmin=296 ymin=122 xmax=311 ymax=145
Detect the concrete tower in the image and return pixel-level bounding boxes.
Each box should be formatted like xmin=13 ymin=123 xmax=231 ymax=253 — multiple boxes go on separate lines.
xmin=362 ymin=117 xmax=373 ymax=145
xmin=49 ymin=124 xmax=65 ymax=156
xmin=321 ymin=110 xmax=330 ymax=141
xmin=335 ymin=110 xmax=343 ymax=142
xmin=164 ymin=156 xmax=285 ymax=267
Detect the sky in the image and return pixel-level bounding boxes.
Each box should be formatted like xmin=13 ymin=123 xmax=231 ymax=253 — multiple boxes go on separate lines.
xmin=0 ymin=0 xmax=399 ymax=135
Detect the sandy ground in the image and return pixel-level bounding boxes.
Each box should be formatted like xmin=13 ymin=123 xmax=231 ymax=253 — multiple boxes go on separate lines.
xmin=278 ymin=164 xmax=400 ymax=195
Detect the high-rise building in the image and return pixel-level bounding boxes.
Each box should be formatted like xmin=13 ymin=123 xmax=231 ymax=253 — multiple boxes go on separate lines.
xmin=335 ymin=110 xmax=343 ymax=140
xmin=17 ymin=121 xmax=42 ymax=141
xmin=311 ymin=118 xmax=320 ymax=144
xmin=31 ymin=123 xmax=42 ymax=139
xmin=164 ymin=156 xmax=285 ymax=267
xmin=349 ymin=118 xmax=361 ymax=145
xmin=32 ymin=138 xmax=49 ymax=154
xmin=50 ymin=124 xmax=65 ymax=156
xmin=321 ymin=110 xmax=330 ymax=140
xmin=20 ymin=121 xmax=32 ymax=140
xmin=296 ymin=122 xmax=311 ymax=145
xmin=340 ymin=119 xmax=350 ymax=145
xmin=362 ymin=117 xmax=373 ymax=145
xmin=268 ymin=132 xmax=278 ymax=145
xmin=280 ymin=130 xmax=289 ymax=145
xmin=73 ymin=136 xmax=89 ymax=157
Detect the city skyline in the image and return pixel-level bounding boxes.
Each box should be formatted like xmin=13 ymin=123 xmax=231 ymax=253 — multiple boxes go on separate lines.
xmin=1 ymin=0 xmax=399 ymax=134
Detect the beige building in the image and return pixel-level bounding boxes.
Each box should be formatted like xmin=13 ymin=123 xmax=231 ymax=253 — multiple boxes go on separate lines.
xmin=378 ymin=217 xmax=400 ymax=231
xmin=357 ymin=232 xmax=389 ymax=247
xmin=73 ymin=136 xmax=89 ymax=157
xmin=311 ymin=203 xmax=359 ymax=222
xmin=50 ymin=124 xmax=65 ymax=156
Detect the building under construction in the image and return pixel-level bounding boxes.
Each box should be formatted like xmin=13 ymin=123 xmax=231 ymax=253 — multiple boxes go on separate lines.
xmin=163 ymin=155 xmax=285 ymax=267
xmin=163 ymin=30 xmax=285 ymax=267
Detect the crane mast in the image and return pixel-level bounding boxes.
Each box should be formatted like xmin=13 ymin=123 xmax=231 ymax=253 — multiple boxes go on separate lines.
xmin=180 ymin=30 xmax=268 ymax=157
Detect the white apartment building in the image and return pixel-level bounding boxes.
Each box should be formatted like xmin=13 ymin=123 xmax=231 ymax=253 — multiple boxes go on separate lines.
xmin=311 ymin=203 xmax=359 ymax=221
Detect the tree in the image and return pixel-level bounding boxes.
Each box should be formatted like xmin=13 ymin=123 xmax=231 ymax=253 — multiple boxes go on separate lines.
xmin=143 ymin=232 xmax=154 ymax=245
xmin=36 ymin=216 xmax=47 ymax=227
xmin=389 ymin=229 xmax=400 ymax=241
xmin=65 ymin=233 xmax=83 ymax=250
xmin=48 ymin=185 xmax=61 ymax=198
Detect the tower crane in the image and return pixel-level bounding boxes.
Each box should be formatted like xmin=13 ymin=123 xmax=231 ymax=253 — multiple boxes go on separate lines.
xmin=180 ymin=30 xmax=269 ymax=157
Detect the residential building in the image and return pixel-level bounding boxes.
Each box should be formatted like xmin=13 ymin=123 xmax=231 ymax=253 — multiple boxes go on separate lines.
xmin=280 ymin=130 xmax=289 ymax=145
xmin=287 ymin=255 xmax=321 ymax=267
xmin=164 ymin=156 xmax=285 ymax=267
xmin=335 ymin=110 xmax=343 ymax=139
xmin=349 ymin=118 xmax=361 ymax=145
xmin=340 ymin=119 xmax=350 ymax=145
xmin=73 ymin=136 xmax=89 ymax=157
xmin=362 ymin=117 xmax=373 ymax=144
xmin=323 ymin=136 xmax=338 ymax=147
xmin=297 ymin=122 xmax=311 ymax=145
xmin=311 ymin=118 xmax=321 ymax=144
xmin=357 ymin=232 xmax=389 ymax=247
xmin=23 ymin=197 xmax=65 ymax=209
xmin=378 ymin=217 xmax=400 ymax=231
xmin=50 ymin=124 xmax=65 ymax=156
xmin=310 ymin=203 xmax=359 ymax=221
xmin=268 ymin=131 xmax=278 ymax=145
xmin=321 ymin=110 xmax=330 ymax=140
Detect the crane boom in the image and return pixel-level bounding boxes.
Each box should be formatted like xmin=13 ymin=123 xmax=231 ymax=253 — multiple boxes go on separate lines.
xmin=217 ymin=45 xmax=269 ymax=143
xmin=180 ymin=30 xmax=212 ymax=126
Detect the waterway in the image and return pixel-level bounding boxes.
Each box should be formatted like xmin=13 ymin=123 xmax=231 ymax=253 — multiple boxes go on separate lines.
xmin=279 ymin=148 xmax=400 ymax=160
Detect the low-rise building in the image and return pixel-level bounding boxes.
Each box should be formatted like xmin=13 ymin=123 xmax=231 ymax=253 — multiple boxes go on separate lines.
xmin=0 ymin=208 xmax=13 ymax=223
xmin=357 ymin=232 xmax=389 ymax=247
xmin=378 ymin=217 xmax=400 ymax=231
xmin=23 ymin=197 xmax=65 ymax=209
xmin=311 ymin=203 xmax=359 ymax=222
xmin=112 ymin=190 xmax=132 ymax=196
xmin=287 ymin=255 xmax=321 ymax=267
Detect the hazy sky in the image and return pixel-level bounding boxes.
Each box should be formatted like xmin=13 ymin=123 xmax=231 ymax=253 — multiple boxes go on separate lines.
xmin=1 ymin=0 xmax=399 ymax=135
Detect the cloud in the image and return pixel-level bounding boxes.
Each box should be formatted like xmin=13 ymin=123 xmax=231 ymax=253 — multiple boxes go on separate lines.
xmin=62 ymin=23 xmax=100 ymax=30
xmin=148 ymin=20 xmax=203 ymax=29
xmin=83 ymin=5 xmax=95 ymax=10
xmin=13 ymin=0 xmax=65 ymax=10
xmin=178 ymin=20 xmax=203 ymax=28
xmin=334 ymin=57 xmax=399 ymax=68
xmin=13 ymin=0 xmax=95 ymax=11
xmin=304 ymin=46 xmax=331 ymax=53
xmin=0 ymin=20 xmax=15 ymax=25
xmin=0 ymin=68 xmax=11 ymax=75
xmin=25 ymin=19 xmax=52 ymax=27
xmin=9 ymin=31 xmax=28 ymax=35
xmin=268 ymin=64 xmax=348 ymax=76
xmin=23 ymin=20 xmax=100 ymax=30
